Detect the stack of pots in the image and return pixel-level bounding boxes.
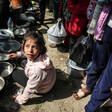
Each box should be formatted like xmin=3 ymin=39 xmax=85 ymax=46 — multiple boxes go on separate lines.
xmin=0 ymin=29 xmax=20 ymax=93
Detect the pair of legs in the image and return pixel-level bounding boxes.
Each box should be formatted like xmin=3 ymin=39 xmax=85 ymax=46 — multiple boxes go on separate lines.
xmin=74 ymin=26 xmax=112 ymax=100
xmin=85 ymin=53 xmax=112 ymax=112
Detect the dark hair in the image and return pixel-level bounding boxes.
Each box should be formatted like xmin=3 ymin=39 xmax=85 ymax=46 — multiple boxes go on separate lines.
xmin=23 ymin=30 xmax=47 ymax=55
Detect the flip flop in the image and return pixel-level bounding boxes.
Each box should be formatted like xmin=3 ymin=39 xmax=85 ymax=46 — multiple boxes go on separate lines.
xmin=73 ymin=88 xmax=92 ymax=100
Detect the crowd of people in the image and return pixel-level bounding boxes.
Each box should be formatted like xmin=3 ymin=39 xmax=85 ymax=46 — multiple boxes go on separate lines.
xmin=1 ymin=0 xmax=112 ymax=112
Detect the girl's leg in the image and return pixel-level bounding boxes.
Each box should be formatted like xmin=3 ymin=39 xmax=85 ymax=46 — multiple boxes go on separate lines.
xmin=12 ymin=70 xmax=28 ymax=87
xmin=85 ymin=53 xmax=112 ymax=112
xmin=86 ymin=26 xmax=112 ymax=91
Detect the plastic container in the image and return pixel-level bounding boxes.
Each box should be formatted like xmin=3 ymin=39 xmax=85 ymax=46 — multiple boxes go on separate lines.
xmin=7 ymin=17 xmax=14 ymax=31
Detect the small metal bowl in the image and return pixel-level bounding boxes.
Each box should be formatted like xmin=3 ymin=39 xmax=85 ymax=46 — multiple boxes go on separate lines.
xmin=0 ymin=76 xmax=5 ymax=91
xmin=14 ymin=28 xmax=26 ymax=36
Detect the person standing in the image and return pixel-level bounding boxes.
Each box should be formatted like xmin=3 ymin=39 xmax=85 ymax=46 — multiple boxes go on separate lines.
xmin=0 ymin=0 xmax=10 ymax=28
xmin=53 ymin=0 xmax=60 ymax=22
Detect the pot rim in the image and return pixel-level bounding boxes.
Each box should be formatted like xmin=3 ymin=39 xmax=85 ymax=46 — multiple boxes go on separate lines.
xmin=0 ymin=76 xmax=5 ymax=91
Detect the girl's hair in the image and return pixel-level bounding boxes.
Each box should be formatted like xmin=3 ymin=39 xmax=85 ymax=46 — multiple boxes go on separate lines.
xmin=23 ymin=30 xmax=47 ymax=55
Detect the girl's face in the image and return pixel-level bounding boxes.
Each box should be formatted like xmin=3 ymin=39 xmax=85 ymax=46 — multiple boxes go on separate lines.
xmin=24 ymin=38 xmax=41 ymax=61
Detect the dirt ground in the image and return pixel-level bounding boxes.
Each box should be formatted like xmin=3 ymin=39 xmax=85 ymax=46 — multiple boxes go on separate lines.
xmin=0 ymin=4 xmax=108 ymax=112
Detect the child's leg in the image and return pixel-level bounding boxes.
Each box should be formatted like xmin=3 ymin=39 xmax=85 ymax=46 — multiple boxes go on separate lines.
xmin=12 ymin=70 xmax=28 ymax=87
xmin=85 ymin=54 xmax=112 ymax=112
xmin=86 ymin=26 xmax=112 ymax=91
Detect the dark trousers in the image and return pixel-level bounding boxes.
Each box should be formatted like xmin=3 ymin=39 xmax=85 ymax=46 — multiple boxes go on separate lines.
xmin=86 ymin=26 xmax=112 ymax=91
xmin=85 ymin=26 xmax=112 ymax=111
xmin=39 ymin=0 xmax=46 ymax=21
xmin=12 ymin=69 xmax=28 ymax=87
xmin=85 ymin=53 xmax=112 ymax=112
xmin=69 ymin=34 xmax=78 ymax=52
xmin=53 ymin=0 xmax=60 ymax=22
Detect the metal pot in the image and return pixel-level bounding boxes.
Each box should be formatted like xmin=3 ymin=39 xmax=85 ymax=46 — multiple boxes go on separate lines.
xmin=0 ymin=29 xmax=14 ymax=39
xmin=0 ymin=53 xmax=9 ymax=61
xmin=67 ymin=59 xmax=85 ymax=79
xmin=0 ymin=62 xmax=14 ymax=78
xmin=0 ymin=76 xmax=5 ymax=91
xmin=0 ymin=40 xmax=20 ymax=53
xmin=13 ymin=28 xmax=26 ymax=38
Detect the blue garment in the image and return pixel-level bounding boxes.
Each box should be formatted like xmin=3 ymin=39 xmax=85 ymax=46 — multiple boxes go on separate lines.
xmin=85 ymin=53 xmax=112 ymax=112
xmin=86 ymin=26 xmax=112 ymax=91
xmin=85 ymin=26 xmax=112 ymax=111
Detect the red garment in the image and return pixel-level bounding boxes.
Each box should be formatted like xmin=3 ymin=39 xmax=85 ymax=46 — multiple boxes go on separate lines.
xmin=67 ymin=0 xmax=90 ymax=36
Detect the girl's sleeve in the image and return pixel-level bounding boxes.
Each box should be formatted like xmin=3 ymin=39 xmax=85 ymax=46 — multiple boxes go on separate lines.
xmin=17 ymin=50 xmax=26 ymax=58
xmin=15 ymin=68 xmax=43 ymax=104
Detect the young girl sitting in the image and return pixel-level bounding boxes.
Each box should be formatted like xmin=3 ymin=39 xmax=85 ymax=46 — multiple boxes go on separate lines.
xmin=8 ymin=31 xmax=56 ymax=104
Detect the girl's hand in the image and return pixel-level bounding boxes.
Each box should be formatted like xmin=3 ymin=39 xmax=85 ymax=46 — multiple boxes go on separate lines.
xmin=8 ymin=53 xmax=18 ymax=59
xmin=12 ymin=94 xmax=18 ymax=100
xmin=57 ymin=18 xmax=62 ymax=22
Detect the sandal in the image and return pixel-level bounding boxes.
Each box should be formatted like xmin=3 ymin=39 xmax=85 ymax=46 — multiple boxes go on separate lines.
xmin=49 ymin=43 xmax=57 ymax=48
xmin=73 ymin=88 xmax=92 ymax=100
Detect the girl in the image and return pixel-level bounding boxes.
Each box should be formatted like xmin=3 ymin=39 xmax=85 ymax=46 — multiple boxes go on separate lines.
xmin=8 ymin=31 xmax=56 ymax=104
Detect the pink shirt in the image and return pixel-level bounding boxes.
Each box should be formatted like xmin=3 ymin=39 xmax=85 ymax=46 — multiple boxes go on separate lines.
xmin=15 ymin=54 xmax=56 ymax=104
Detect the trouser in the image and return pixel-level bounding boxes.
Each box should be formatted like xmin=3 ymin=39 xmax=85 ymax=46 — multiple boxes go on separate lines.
xmin=39 ymin=0 xmax=46 ymax=21
xmin=53 ymin=0 xmax=60 ymax=22
xmin=86 ymin=26 xmax=112 ymax=91
xmin=0 ymin=0 xmax=9 ymax=28
xmin=12 ymin=69 xmax=28 ymax=87
xmin=85 ymin=53 xmax=112 ymax=112
xmin=64 ymin=20 xmax=70 ymax=45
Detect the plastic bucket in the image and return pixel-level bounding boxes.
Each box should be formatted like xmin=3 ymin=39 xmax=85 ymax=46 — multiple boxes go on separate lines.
xmin=11 ymin=0 xmax=22 ymax=8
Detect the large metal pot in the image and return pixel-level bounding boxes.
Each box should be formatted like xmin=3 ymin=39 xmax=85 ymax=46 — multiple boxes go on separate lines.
xmin=0 ymin=40 xmax=20 ymax=53
xmin=0 ymin=53 xmax=9 ymax=61
xmin=67 ymin=59 xmax=85 ymax=79
xmin=0 ymin=76 xmax=5 ymax=91
xmin=0 ymin=29 xmax=14 ymax=39
xmin=0 ymin=62 xmax=14 ymax=78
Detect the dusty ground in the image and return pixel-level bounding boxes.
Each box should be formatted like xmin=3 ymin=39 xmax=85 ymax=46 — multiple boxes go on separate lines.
xmin=0 ymin=4 xmax=108 ymax=112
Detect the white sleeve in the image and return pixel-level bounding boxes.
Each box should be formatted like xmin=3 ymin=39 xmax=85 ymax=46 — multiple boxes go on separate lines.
xmin=15 ymin=69 xmax=43 ymax=104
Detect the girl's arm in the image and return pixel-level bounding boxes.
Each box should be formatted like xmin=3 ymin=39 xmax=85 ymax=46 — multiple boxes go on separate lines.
xmin=15 ymin=68 xmax=43 ymax=104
